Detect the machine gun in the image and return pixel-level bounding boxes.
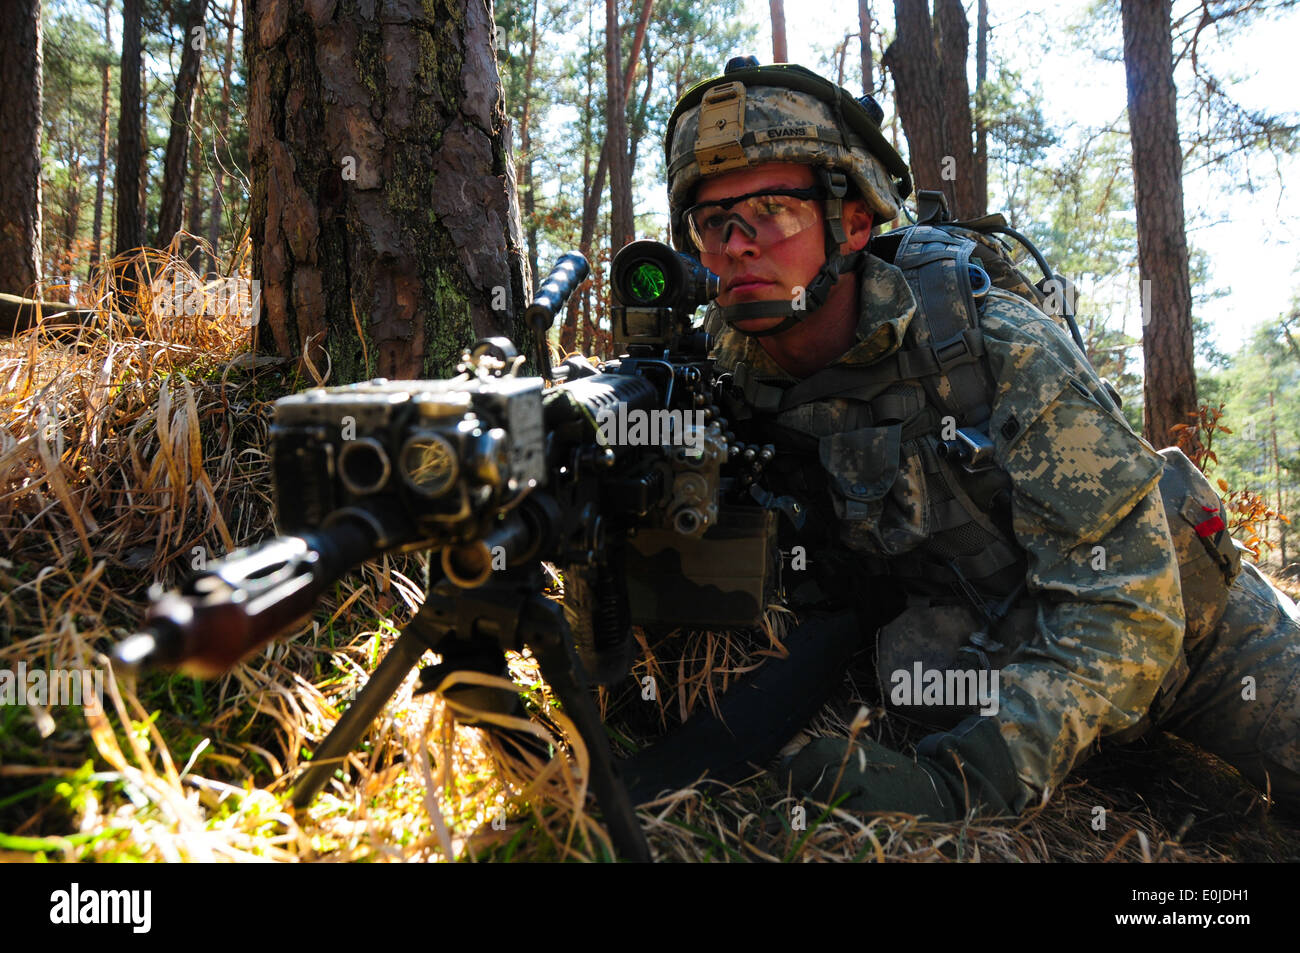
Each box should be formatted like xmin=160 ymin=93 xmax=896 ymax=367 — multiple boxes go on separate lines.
xmin=113 ymin=242 xmax=786 ymax=862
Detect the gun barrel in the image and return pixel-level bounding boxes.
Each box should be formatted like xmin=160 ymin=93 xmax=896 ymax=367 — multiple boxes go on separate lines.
xmin=115 ymin=516 xmax=381 ymax=678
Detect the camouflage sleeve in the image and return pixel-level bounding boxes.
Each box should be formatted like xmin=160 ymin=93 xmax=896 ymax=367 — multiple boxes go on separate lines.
xmin=977 ymin=292 xmax=1185 ymax=806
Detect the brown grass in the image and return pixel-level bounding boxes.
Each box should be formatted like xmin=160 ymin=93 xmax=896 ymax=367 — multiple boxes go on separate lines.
xmin=1 ymin=248 xmax=1296 ymax=862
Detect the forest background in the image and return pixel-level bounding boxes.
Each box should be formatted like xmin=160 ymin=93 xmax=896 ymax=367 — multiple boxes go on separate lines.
xmin=1 ymin=0 xmax=1298 ymax=864
xmin=16 ymin=0 xmax=1300 ymax=570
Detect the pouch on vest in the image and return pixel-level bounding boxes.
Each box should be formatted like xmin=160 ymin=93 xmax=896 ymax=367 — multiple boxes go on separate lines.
xmin=818 ymin=423 xmax=929 ymax=556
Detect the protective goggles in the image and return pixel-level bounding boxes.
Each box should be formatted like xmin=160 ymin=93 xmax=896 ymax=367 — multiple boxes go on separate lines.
xmin=683 ymin=188 xmax=824 ymax=254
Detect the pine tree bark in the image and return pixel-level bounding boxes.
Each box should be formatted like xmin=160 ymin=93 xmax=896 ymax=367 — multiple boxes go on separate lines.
xmin=858 ymin=0 xmax=874 ymax=94
xmin=207 ymin=0 xmax=236 ymax=275
xmin=605 ymin=0 xmax=634 ymax=255
xmin=883 ymin=0 xmax=977 ymax=218
xmin=115 ymin=0 xmax=144 ymax=256
xmin=157 ymin=0 xmax=210 ymax=248
xmin=565 ymin=12 xmax=598 ymax=358
xmin=518 ymin=0 xmax=540 ymax=286
xmin=90 ymin=0 xmax=113 ymax=277
xmin=1121 ymin=0 xmax=1197 ymax=447
xmin=973 ymin=0 xmax=988 ymax=217
xmin=0 ymin=0 xmax=44 ymax=293
xmin=57 ymin=165 xmax=83 ymax=280
xmin=569 ymin=0 xmax=652 ymax=354
xmin=246 ymin=0 xmax=531 ymax=382
xmin=934 ymin=0 xmax=977 ymax=217
xmin=770 ymin=0 xmax=788 ymax=62
xmin=186 ymin=103 xmax=206 ymax=271
xmin=579 ymin=0 xmax=652 ymax=257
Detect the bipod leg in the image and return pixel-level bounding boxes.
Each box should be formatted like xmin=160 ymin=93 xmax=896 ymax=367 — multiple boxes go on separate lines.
xmin=291 ymin=626 xmax=429 ymax=809
xmin=525 ymin=595 xmax=651 ymax=862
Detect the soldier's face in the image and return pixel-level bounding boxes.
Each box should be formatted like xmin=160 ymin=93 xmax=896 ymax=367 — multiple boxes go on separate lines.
xmin=693 ymin=162 xmax=868 ymax=334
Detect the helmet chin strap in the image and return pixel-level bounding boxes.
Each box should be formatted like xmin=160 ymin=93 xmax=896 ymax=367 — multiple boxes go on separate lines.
xmin=721 ymin=250 xmax=862 ymax=337
xmin=718 ymin=169 xmax=862 ymax=339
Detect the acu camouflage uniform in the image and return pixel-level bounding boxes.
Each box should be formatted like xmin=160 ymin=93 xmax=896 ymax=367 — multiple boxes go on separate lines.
xmin=669 ymin=60 xmax=1300 ymax=814
xmin=706 ymin=250 xmax=1300 ymax=813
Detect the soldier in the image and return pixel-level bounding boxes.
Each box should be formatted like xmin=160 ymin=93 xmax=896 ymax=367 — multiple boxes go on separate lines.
xmin=660 ymin=57 xmax=1300 ymax=819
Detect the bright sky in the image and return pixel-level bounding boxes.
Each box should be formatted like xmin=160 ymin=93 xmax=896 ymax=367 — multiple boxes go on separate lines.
xmin=738 ymin=0 xmax=1300 ymax=356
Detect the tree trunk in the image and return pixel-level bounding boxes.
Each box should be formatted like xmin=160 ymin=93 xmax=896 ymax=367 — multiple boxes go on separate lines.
xmin=858 ymin=0 xmax=874 ymax=94
xmin=605 ymin=0 xmax=634 ymax=255
xmin=519 ymin=0 xmax=540 ymax=286
xmin=934 ymin=0 xmax=977 ymax=217
xmin=974 ymin=0 xmax=988 ymax=217
xmin=157 ymin=0 xmax=210 ymax=249
xmin=207 ymin=0 xmax=236 ymax=275
xmin=770 ymin=0 xmax=788 ymax=62
xmin=0 ymin=0 xmax=43 ymax=294
xmin=115 ymin=0 xmax=144 ymax=256
xmin=571 ymin=0 xmax=650 ymax=357
xmin=58 ymin=167 xmax=83 ymax=280
xmin=246 ymin=0 xmax=530 ymax=382
xmin=579 ymin=0 xmax=653 ymax=257
xmin=626 ymin=49 xmax=654 ymax=177
xmin=883 ymin=0 xmax=977 ymax=219
xmin=1121 ymin=0 xmax=1197 ymax=448
xmin=565 ymin=7 xmax=598 ymax=357
xmin=186 ymin=100 xmax=206 ymax=271
xmin=89 ymin=0 xmax=113 ymax=278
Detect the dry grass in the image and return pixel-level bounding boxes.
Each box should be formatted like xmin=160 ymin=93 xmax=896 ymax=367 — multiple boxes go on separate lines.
xmin=2 ymin=249 xmax=1296 ymax=862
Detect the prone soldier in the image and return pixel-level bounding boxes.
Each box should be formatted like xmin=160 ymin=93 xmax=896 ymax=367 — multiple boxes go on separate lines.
xmin=658 ymin=56 xmax=1300 ymax=819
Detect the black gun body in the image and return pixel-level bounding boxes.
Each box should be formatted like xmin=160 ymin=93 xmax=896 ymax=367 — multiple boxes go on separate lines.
xmin=113 ymin=246 xmax=809 ymax=861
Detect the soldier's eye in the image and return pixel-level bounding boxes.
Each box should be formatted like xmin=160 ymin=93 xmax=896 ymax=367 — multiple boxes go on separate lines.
xmin=757 ymin=196 xmax=799 ymax=219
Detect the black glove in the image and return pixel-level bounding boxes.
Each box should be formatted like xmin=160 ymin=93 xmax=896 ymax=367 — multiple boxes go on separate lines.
xmin=784 ymin=717 xmax=1021 ymax=821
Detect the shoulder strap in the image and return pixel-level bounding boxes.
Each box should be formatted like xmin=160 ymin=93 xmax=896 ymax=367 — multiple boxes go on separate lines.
xmin=887 ymin=225 xmax=995 ymax=427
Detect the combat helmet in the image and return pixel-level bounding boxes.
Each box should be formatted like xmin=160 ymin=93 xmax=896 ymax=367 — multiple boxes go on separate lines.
xmin=665 ymin=57 xmax=913 ymax=337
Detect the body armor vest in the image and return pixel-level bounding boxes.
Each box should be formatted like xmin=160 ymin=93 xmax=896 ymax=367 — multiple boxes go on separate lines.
xmin=720 ymin=222 xmax=1242 ymax=728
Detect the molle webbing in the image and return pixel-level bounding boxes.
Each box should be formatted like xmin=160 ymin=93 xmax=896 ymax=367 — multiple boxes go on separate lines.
xmin=732 ymin=327 xmax=987 ymax=415
xmin=735 ymin=226 xmax=1024 ymax=604
xmin=890 ymin=226 xmax=994 ymax=426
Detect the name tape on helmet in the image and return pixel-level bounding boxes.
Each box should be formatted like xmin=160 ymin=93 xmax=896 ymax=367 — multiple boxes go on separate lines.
xmin=755 ymin=125 xmax=812 ymax=142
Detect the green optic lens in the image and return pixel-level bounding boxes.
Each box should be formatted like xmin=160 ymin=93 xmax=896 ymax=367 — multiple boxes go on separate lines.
xmin=628 ymin=261 xmax=667 ymax=303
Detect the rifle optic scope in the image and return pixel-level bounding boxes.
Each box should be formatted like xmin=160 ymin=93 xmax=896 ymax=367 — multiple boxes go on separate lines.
xmin=612 ymin=240 xmax=719 ymax=312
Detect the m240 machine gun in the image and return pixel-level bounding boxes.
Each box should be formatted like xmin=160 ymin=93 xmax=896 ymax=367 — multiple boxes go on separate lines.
xmin=113 ymin=243 xmax=789 ymax=861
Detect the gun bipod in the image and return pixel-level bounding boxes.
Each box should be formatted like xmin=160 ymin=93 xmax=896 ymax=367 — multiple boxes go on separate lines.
xmin=289 ymin=566 xmax=652 ymax=862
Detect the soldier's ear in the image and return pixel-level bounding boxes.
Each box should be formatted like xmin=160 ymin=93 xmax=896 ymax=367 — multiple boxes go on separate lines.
xmin=841 ymin=199 xmax=873 ymax=254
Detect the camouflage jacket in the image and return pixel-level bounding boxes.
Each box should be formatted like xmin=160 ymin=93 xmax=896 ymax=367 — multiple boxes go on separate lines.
xmin=705 ymin=252 xmax=1186 ymax=809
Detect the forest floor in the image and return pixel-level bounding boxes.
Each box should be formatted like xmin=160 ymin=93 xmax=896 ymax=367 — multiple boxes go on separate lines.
xmin=1 ymin=257 xmax=1297 ymax=863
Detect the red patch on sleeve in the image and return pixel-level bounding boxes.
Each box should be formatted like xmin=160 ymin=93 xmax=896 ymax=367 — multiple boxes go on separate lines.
xmin=1195 ymin=508 xmax=1225 ymax=537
